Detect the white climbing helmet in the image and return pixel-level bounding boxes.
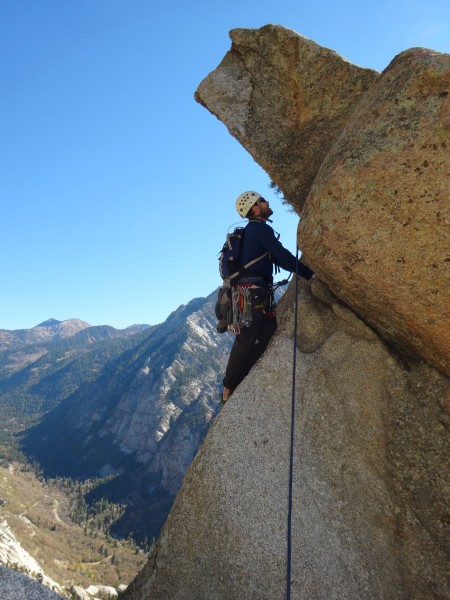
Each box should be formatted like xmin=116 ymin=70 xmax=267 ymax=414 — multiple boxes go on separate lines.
xmin=235 ymin=191 xmax=261 ymax=218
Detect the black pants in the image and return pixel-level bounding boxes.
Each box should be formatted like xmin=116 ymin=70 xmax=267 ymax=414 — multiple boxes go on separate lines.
xmin=223 ymin=288 xmax=277 ymax=392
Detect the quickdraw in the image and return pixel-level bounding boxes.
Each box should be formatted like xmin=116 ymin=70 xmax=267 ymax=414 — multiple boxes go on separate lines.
xmin=230 ymin=284 xmax=253 ymax=335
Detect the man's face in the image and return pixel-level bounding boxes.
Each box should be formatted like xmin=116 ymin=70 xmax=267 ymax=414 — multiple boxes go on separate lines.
xmin=258 ymin=199 xmax=274 ymax=219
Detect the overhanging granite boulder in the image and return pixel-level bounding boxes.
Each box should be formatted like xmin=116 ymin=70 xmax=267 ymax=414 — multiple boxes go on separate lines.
xmin=195 ymin=24 xmax=379 ymax=210
xmin=299 ymin=47 xmax=450 ymax=375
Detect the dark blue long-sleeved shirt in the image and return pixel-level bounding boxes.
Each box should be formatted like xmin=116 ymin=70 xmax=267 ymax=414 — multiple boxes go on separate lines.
xmin=240 ymin=220 xmax=314 ymax=283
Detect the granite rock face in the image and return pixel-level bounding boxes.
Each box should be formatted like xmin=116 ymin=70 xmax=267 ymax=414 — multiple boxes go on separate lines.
xmin=299 ymin=47 xmax=450 ymax=375
xmin=123 ymin=281 xmax=450 ymax=600
xmin=195 ymin=25 xmax=379 ymax=210
xmin=122 ymin=27 xmax=450 ymax=600
xmin=0 ymin=566 xmax=64 ymax=600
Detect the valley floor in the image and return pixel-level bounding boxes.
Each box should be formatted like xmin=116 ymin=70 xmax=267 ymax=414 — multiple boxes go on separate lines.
xmin=0 ymin=463 xmax=147 ymax=598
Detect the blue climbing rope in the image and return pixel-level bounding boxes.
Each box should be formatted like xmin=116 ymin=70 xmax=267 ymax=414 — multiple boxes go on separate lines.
xmin=286 ymin=246 xmax=300 ymax=600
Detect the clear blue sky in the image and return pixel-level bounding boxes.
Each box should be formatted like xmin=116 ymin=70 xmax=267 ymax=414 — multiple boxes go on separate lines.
xmin=1 ymin=0 xmax=449 ymax=330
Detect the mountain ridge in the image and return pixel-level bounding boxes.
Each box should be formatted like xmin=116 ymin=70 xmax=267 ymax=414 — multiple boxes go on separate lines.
xmin=0 ymin=318 xmax=152 ymax=354
xmin=0 ymin=290 xmax=231 ymax=545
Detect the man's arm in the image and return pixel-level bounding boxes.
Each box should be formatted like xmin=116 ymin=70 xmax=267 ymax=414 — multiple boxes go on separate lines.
xmin=261 ymin=225 xmax=314 ymax=280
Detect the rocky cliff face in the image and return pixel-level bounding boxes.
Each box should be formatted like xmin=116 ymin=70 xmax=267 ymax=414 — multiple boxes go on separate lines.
xmin=0 ymin=566 xmax=64 ymax=600
xmin=123 ymin=25 xmax=450 ymax=600
xmin=0 ymin=520 xmax=63 ymax=596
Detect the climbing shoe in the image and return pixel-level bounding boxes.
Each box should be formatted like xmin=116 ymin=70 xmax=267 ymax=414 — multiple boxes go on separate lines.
xmin=221 ymin=387 xmax=233 ymax=405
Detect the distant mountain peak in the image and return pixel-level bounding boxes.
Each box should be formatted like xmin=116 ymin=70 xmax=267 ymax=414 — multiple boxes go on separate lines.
xmin=34 ymin=318 xmax=91 ymax=331
xmin=0 ymin=318 xmax=94 ymax=349
xmin=36 ymin=318 xmax=62 ymax=327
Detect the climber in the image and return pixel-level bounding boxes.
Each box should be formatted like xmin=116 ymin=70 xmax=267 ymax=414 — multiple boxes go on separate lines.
xmin=222 ymin=191 xmax=314 ymax=404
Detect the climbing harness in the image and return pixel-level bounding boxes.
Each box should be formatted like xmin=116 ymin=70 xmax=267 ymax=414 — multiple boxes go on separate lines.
xmin=227 ymin=276 xmax=290 ymax=336
xmin=286 ymin=247 xmax=300 ymax=600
